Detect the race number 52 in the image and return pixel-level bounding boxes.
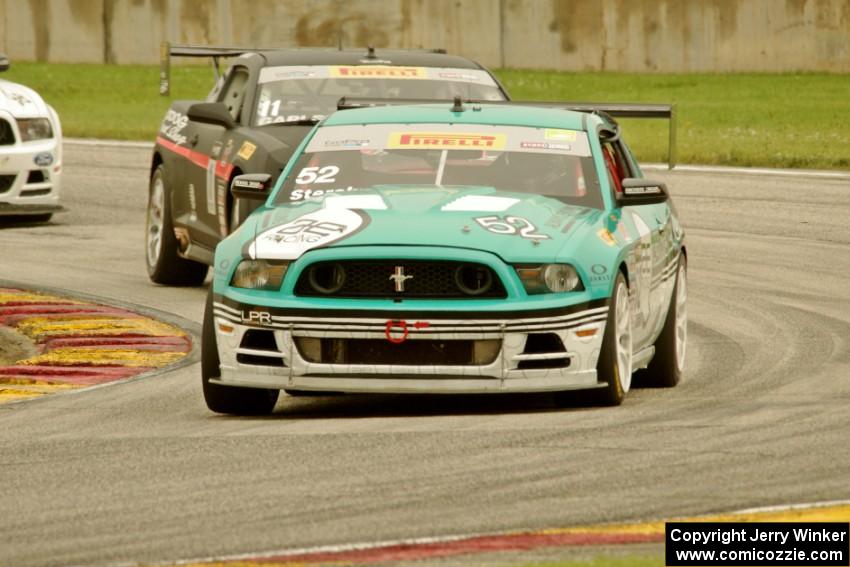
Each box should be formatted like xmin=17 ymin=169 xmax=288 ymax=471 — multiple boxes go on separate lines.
xmin=295 ymin=165 xmax=339 ymax=184
xmin=474 ymin=215 xmax=550 ymax=240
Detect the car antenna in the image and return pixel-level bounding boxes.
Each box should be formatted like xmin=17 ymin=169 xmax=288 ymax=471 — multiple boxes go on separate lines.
xmin=451 ymin=95 xmax=465 ymax=112
xmin=365 ymin=45 xmax=376 ymax=59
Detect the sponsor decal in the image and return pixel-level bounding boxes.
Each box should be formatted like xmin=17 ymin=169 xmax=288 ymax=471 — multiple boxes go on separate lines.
xmin=33 ymin=152 xmax=53 ymax=166
xmin=237 ymin=141 xmax=257 ymax=160
xmin=330 ymin=65 xmax=426 ymax=79
xmin=210 ymin=140 xmax=223 ymax=159
xmin=160 ymin=109 xmax=188 ymax=145
xmin=388 ymin=132 xmax=507 ymax=150
xmin=290 ymin=186 xmax=359 ymax=201
xmin=9 ymin=92 xmax=31 ymax=106
xmin=520 ymin=141 xmax=572 ymax=151
xmin=250 ymin=208 xmax=368 ymax=260
xmin=275 ymin=70 xmax=316 ymax=79
xmin=324 ymin=139 xmax=371 ymax=148
xmin=221 ymin=139 xmax=235 ymax=163
xmin=545 ymin=129 xmax=578 ymax=142
xmin=233 ymin=179 xmax=265 ymax=191
xmin=590 ymin=264 xmax=611 ymax=283
xmin=438 ymin=71 xmax=481 ymax=82
xmin=242 ymin=310 xmax=272 ymax=325
xmin=384 ymin=319 xmax=430 ymax=344
xmin=597 ymin=229 xmax=617 ymax=247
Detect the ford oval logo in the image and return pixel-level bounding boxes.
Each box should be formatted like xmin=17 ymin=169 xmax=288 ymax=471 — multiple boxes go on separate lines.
xmin=34 ymin=152 xmax=54 ymax=167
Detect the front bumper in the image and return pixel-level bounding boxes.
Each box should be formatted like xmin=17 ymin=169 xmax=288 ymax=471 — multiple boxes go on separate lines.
xmin=211 ymin=296 xmax=608 ymax=394
xmin=0 ymin=136 xmax=62 ymax=214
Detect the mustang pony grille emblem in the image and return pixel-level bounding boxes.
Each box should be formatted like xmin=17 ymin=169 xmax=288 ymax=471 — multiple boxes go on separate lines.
xmin=389 ymin=266 xmax=414 ymax=292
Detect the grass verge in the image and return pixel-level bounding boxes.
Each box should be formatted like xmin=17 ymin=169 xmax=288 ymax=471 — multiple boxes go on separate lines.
xmin=3 ymin=62 xmax=849 ymax=169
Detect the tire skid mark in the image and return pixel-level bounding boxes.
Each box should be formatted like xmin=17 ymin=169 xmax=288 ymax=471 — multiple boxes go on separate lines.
xmin=0 ymin=288 xmax=190 ymax=402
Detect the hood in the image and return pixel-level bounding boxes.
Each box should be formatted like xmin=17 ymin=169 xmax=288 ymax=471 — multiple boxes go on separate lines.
xmin=0 ymin=79 xmax=49 ymax=118
xmin=244 ymin=186 xmax=604 ymax=263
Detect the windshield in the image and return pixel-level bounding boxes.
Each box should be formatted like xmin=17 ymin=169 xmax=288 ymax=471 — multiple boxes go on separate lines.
xmin=274 ymin=123 xmax=602 ymax=208
xmin=253 ymin=65 xmax=505 ymax=126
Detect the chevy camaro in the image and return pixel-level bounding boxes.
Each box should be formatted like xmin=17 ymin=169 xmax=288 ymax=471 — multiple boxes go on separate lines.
xmin=146 ymin=47 xmax=508 ymax=286
xmin=202 ymin=100 xmax=687 ymax=414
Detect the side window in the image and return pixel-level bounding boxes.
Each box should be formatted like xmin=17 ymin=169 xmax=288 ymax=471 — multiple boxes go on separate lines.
xmin=217 ymin=67 xmax=250 ymax=122
xmin=601 ymin=140 xmax=633 ymax=195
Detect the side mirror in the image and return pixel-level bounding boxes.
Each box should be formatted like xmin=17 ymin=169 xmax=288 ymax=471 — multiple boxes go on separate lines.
xmin=187 ymin=102 xmax=236 ymax=129
xmin=231 ymin=173 xmax=272 ymax=200
xmin=617 ymin=178 xmax=669 ymax=206
xmin=0 ymin=54 xmax=9 ymax=72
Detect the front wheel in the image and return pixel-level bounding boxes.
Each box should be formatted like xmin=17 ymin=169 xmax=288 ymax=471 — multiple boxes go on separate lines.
xmin=640 ymin=255 xmax=687 ymax=387
xmin=595 ymin=272 xmax=633 ymax=406
xmin=145 ymin=164 xmax=208 ymax=286
xmin=201 ymin=289 xmax=279 ymax=415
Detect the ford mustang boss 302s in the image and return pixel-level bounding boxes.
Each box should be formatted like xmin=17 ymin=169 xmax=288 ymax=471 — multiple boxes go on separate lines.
xmin=0 ymin=53 xmax=63 ymax=222
xmin=146 ymin=46 xmax=508 ymax=286
xmin=201 ymin=99 xmax=687 ymax=414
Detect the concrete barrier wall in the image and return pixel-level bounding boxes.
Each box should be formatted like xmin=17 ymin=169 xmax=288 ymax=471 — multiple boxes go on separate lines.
xmin=2 ymin=0 xmax=849 ymax=71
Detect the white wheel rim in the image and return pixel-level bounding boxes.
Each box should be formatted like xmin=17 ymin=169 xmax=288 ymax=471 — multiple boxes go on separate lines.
xmin=615 ymin=281 xmax=633 ymax=393
xmin=675 ymin=263 xmax=688 ymax=371
xmin=146 ymin=174 xmax=164 ymax=271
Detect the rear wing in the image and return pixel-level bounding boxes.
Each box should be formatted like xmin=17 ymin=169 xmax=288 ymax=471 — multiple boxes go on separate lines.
xmin=337 ymin=97 xmax=677 ymax=169
xmin=158 ymin=42 xmax=452 ymax=97
xmin=159 ymin=41 xmax=256 ymax=97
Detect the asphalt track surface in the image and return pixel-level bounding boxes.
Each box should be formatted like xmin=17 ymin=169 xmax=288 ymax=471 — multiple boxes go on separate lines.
xmin=1 ymin=144 xmax=848 ymax=566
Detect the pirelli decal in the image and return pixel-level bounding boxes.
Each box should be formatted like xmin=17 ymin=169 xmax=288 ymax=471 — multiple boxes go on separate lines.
xmin=388 ymin=132 xmax=507 ymax=150
xmin=329 ymin=66 xmax=426 ymax=79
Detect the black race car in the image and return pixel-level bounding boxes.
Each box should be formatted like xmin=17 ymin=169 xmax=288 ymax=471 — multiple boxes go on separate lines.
xmin=145 ymin=46 xmax=509 ymax=285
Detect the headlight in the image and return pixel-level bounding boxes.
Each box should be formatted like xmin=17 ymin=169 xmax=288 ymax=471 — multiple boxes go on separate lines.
xmin=230 ymin=260 xmax=289 ymax=290
xmin=515 ymin=264 xmax=583 ymax=294
xmin=17 ymin=118 xmax=53 ymax=142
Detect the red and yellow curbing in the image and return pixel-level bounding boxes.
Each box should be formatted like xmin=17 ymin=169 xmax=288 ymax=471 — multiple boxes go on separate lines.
xmin=177 ymin=503 xmax=850 ymax=566
xmin=0 ymin=288 xmax=191 ymax=403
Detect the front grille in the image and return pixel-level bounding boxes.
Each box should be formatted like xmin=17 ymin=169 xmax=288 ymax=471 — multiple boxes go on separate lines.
xmin=0 ymin=174 xmax=15 ymax=194
xmin=0 ymin=119 xmax=14 ymax=145
xmin=295 ymin=260 xmax=507 ymax=299
xmin=295 ymin=337 xmax=501 ymax=366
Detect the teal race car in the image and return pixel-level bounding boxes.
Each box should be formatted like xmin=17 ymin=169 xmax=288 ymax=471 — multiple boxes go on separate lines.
xmin=202 ymin=99 xmax=687 ymax=415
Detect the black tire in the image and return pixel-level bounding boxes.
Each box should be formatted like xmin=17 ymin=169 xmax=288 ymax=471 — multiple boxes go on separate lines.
xmin=555 ymin=271 xmax=632 ymax=408
xmin=29 ymin=213 xmax=53 ymax=223
xmin=202 ymin=289 xmax=279 ymax=415
xmin=145 ymin=164 xmax=208 ymax=286
xmin=640 ymin=256 xmax=687 ymax=388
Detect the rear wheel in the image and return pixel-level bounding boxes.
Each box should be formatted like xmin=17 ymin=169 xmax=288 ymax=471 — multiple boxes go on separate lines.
xmin=641 ymin=256 xmax=687 ymax=387
xmin=202 ymin=290 xmax=279 ymax=415
xmin=145 ymin=164 xmax=208 ymax=286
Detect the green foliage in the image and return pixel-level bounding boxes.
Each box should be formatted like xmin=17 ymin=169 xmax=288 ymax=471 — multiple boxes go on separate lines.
xmin=4 ymin=62 xmax=849 ymax=169
xmin=498 ymin=69 xmax=850 ymax=169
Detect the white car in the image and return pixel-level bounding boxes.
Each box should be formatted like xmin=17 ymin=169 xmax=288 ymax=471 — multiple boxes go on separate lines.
xmin=0 ymin=54 xmax=62 ymax=222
